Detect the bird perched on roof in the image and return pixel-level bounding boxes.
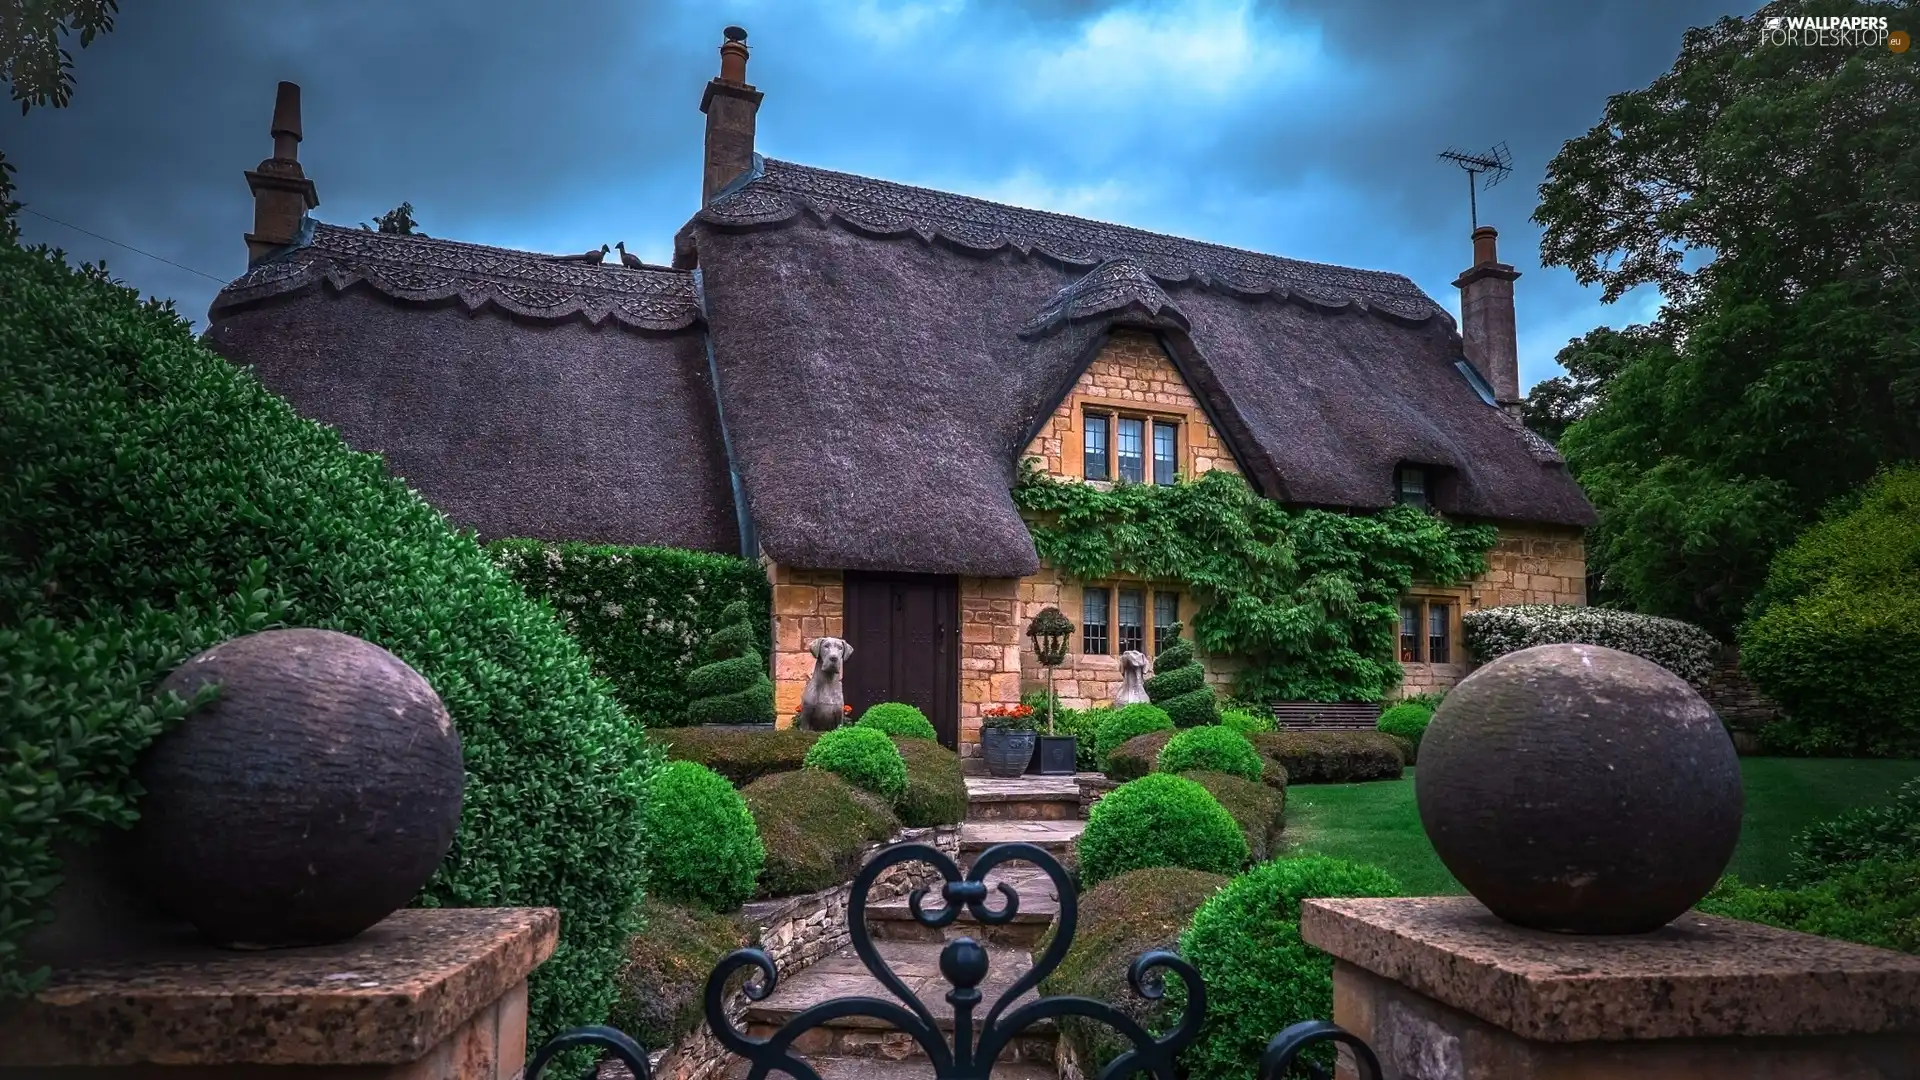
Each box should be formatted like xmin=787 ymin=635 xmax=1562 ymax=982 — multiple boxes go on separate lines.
xmin=615 ymin=241 xmax=650 ymax=270
xmin=550 ymin=244 xmax=609 ymax=264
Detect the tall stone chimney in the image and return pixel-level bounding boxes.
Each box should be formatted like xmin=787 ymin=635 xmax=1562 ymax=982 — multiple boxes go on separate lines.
xmin=701 ymin=26 xmax=763 ymax=206
xmin=243 ymin=81 xmax=320 ymax=263
xmin=1453 ymin=225 xmax=1521 ymax=409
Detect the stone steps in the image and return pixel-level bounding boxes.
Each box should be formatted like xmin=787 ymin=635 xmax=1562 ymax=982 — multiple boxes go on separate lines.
xmin=742 ymin=940 xmax=1057 ymax=1066
xmin=965 ymin=776 xmax=1083 ymax=822
xmin=863 ymin=864 xmax=1059 ymax=949
xmin=957 ymin=820 xmax=1084 ymax=872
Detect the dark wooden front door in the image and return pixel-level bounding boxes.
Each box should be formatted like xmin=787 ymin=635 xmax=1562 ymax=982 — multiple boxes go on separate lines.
xmin=842 ymin=572 xmax=960 ymax=750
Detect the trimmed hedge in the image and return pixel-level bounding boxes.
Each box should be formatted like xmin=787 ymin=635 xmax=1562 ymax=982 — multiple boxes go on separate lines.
xmin=856 ymin=702 xmax=938 ymax=741
xmin=642 ymin=762 xmax=764 ymax=913
xmin=1180 ymin=770 xmax=1285 ymax=862
xmin=654 ymin=727 xmax=819 ymax=787
xmin=1248 ymin=731 xmax=1404 ymax=784
xmin=1037 ymin=868 xmax=1224 ymax=1073
xmin=1077 ymin=774 xmax=1248 ymax=888
xmin=1158 ymin=726 xmax=1263 ymax=783
xmin=1742 ymin=468 xmax=1920 ymax=758
xmin=1463 ymin=604 xmax=1719 ymax=686
xmin=1095 ymin=703 xmax=1176 ymax=766
xmin=741 ymin=770 xmax=899 ymax=897
xmin=1180 ymin=857 xmax=1403 ymax=1080
xmin=893 ymin=736 xmax=968 ymax=828
xmin=1698 ymin=859 xmax=1920 ymax=955
xmin=1377 ymin=702 xmax=1434 ymax=764
xmin=803 ymin=725 xmax=908 ymax=802
xmin=1146 ymin=623 xmax=1220 ymax=728
xmin=682 ymin=600 xmax=776 ymax=726
xmin=1789 ymin=777 xmax=1920 ymax=883
xmin=1219 ymin=707 xmax=1275 ymax=736
xmin=489 ymin=540 xmax=769 ymax=728
xmin=0 ymin=227 xmax=651 ymax=1046
xmin=610 ymin=896 xmax=750 ymax=1051
xmin=1106 ymin=729 xmax=1177 ymax=783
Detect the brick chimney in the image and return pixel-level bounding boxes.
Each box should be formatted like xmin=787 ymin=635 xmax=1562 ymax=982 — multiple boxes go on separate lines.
xmin=1452 ymin=226 xmax=1521 ymax=409
xmin=243 ymin=81 xmax=320 ymax=263
xmin=701 ymin=26 xmax=763 ymax=206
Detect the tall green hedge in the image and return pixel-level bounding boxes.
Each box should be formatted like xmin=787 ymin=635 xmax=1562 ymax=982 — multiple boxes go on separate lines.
xmin=1741 ymin=467 xmax=1920 ymax=758
xmin=0 ymin=220 xmax=653 ymax=1053
xmin=489 ymin=541 xmax=769 ymax=728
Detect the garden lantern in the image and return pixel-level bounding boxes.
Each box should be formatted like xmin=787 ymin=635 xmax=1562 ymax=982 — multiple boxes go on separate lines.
xmin=1026 ymin=607 xmax=1074 ymax=735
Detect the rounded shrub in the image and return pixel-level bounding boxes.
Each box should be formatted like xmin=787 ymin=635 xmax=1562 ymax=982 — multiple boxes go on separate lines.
xmin=803 ymin=725 xmax=908 ymax=802
xmin=1061 ymin=706 xmax=1112 ymax=769
xmin=642 ymin=761 xmax=765 ymax=913
xmin=1076 ymin=774 xmax=1248 ymax=888
xmin=856 ymin=702 xmax=938 ymax=741
xmin=1219 ymin=707 xmax=1275 ymax=736
xmin=0 ymin=228 xmax=651 ymax=1039
xmin=683 ymin=600 xmax=776 ymax=725
xmin=654 ymin=727 xmax=819 ymax=787
xmin=741 ymin=770 xmax=899 ymax=896
xmin=1377 ymin=701 xmax=1434 ymax=763
xmin=1180 ymin=770 xmax=1285 ymax=862
xmin=1180 ymin=856 xmax=1403 ymax=1080
xmin=1094 ymin=702 xmax=1175 ymax=765
xmin=1157 ymin=726 xmax=1263 ymax=783
xmin=1145 ymin=623 xmax=1220 ymax=728
xmin=1462 ymin=604 xmax=1720 ymax=686
xmin=1106 ymin=729 xmax=1177 ymax=782
xmin=893 ymin=736 xmax=968 ymax=827
xmin=1248 ymin=731 xmax=1404 ymax=783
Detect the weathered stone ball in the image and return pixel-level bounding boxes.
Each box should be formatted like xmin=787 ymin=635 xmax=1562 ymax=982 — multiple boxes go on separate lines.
xmin=129 ymin=629 xmax=463 ymax=948
xmin=1415 ymin=643 xmax=1742 ymax=934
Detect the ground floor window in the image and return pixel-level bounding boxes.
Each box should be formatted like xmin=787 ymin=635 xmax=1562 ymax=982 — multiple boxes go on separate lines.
xmin=1399 ymin=598 xmax=1453 ymax=663
xmin=1083 ymin=584 xmax=1180 ymax=655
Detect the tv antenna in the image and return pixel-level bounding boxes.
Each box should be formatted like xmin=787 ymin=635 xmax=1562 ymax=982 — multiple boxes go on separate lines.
xmin=1437 ymin=143 xmax=1512 ymax=230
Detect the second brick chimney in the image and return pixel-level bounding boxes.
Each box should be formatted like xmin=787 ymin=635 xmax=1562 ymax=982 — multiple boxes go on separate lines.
xmin=1453 ymin=226 xmax=1521 ymax=409
xmin=243 ymin=81 xmax=320 ymax=263
xmin=701 ymin=26 xmax=763 ymax=206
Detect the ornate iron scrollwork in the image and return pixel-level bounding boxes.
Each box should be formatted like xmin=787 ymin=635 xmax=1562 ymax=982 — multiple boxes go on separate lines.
xmin=526 ymin=840 xmax=1381 ymax=1080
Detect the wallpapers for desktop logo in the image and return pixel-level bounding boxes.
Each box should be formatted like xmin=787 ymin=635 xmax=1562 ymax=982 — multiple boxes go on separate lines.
xmin=1758 ymin=14 xmax=1905 ymax=51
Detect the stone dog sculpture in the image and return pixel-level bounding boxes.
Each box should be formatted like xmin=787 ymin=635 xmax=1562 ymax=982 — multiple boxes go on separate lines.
xmin=1115 ymin=650 xmax=1151 ymax=706
xmin=798 ymin=637 xmax=853 ymax=731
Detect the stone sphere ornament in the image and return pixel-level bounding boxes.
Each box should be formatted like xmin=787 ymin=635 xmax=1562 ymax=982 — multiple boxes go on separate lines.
xmin=1415 ymin=643 xmax=1742 ymax=935
xmin=128 ymin=628 xmax=464 ymax=949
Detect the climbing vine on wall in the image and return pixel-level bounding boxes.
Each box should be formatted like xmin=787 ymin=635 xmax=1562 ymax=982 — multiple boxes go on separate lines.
xmin=1012 ymin=460 xmax=1498 ymax=702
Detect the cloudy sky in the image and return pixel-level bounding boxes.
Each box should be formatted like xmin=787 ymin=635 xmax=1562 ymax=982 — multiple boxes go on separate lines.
xmin=2 ymin=0 xmax=1747 ymax=391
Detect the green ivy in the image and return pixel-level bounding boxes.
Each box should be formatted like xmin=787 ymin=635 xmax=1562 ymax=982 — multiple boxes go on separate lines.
xmin=1012 ymin=462 xmax=1497 ymax=702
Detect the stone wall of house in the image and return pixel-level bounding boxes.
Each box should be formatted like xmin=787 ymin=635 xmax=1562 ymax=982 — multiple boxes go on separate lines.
xmin=765 ymin=562 xmax=844 ymax=723
xmin=642 ymin=824 xmax=962 ymax=1080
xmin=1022 ymin=328 xmax=1242 ymax=481
xmin=1393 ymin=523 xmax=1588 ymax=698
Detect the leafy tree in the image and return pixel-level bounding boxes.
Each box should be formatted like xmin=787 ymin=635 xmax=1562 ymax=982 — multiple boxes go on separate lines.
xmin=362 ymin=202 xmax=421 ymax=236
xmin=1532 ymin=0 xmax=1920 ymax=636
xmin=0 ymin=0 xmax=116 ymax=112
xmin=1519 ymin=325 xmax=1665 ymax=445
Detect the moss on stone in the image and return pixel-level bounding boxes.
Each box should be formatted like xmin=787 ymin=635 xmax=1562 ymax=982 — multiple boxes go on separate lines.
xmin=740 ymin=769 xmax=899 ymax=897
xmin=894 ymin=736 xmax=968 ymax=827
xmin=609 ymin=895 xmax=749 ymax=1052
xmin=1106 ymin=729 xmax=1177 ymax=782
xmin=655 ymin=727 xmax=820 ymax=787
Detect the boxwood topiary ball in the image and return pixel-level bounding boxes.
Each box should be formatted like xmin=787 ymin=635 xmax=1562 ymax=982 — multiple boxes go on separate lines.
xmin=129 ymin=629 xmax=463 ymax=948
xmin=1416 ymin=643 xmax=1742 ymax=934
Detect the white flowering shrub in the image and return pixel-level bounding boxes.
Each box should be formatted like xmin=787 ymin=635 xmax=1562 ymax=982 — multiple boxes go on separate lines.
xmin=1461 ymin=605 xmax=1720 ymax=686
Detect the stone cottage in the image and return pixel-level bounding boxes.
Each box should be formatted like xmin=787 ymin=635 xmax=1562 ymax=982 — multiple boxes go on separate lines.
xmin=207 ymin=31 xmax=1594 ymax=754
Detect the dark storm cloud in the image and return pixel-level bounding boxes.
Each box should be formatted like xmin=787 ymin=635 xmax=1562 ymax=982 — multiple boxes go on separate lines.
xmin=1 ymin=0 xmax=1753 ymax=386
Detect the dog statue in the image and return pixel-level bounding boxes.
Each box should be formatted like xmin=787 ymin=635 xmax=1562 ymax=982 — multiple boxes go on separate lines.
xmin=1115 ymin=650 xmax=1151 ymax=706
xmin=798 ymin=637 xmax=853 ymax=731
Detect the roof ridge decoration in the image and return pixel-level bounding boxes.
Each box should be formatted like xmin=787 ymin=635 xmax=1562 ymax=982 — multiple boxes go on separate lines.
xmin=699 ymin=158 xmax=1447 ymax=324
xmin=211 ymin=222 xmax=700 ymax=331
xmin=1019 ymin=256 xmax=1188 ymax=339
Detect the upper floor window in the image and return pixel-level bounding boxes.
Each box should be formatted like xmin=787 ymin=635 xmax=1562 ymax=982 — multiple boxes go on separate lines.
xmin=1395 ymin=465 xmax=1432 ymax=509
xmin=1085 ymin=408 xmax=1181 ymax=485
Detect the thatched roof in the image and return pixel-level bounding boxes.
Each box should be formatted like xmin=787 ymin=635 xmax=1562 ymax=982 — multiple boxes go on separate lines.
xmin=680 ymin=158 xmax=1593 ymax=576
xmin=209 ymin=161 xmax=1592 ymax=575
xmin=208 ymin=224 xmax=741 ymax=552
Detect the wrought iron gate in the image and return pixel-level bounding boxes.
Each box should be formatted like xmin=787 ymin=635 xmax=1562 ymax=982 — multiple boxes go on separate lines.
xmin=527 ymin=841 xmax=1381 ymax=1080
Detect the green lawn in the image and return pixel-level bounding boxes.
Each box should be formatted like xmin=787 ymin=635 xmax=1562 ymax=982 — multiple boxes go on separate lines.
xmin=1280 ymin=757 xmax=1920 ymax=894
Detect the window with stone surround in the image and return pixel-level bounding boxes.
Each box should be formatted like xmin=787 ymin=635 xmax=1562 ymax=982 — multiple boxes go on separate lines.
xmin=1082 ymin=584 xmax=1180 ymax=655
xmin=1083 ymin=588 xmax=1110 ymax=655
xmin=1084 ymin=408 xmax=1182 ymax=486
xmin=1399 ymin=598 xmax=1453 ymax=663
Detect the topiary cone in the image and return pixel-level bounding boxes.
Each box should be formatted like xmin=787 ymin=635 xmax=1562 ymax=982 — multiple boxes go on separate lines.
xmin=685 ymin=601 xmax=774 ymax=725
xmin=1146 ymin=622 xmax=1218 ymax=728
